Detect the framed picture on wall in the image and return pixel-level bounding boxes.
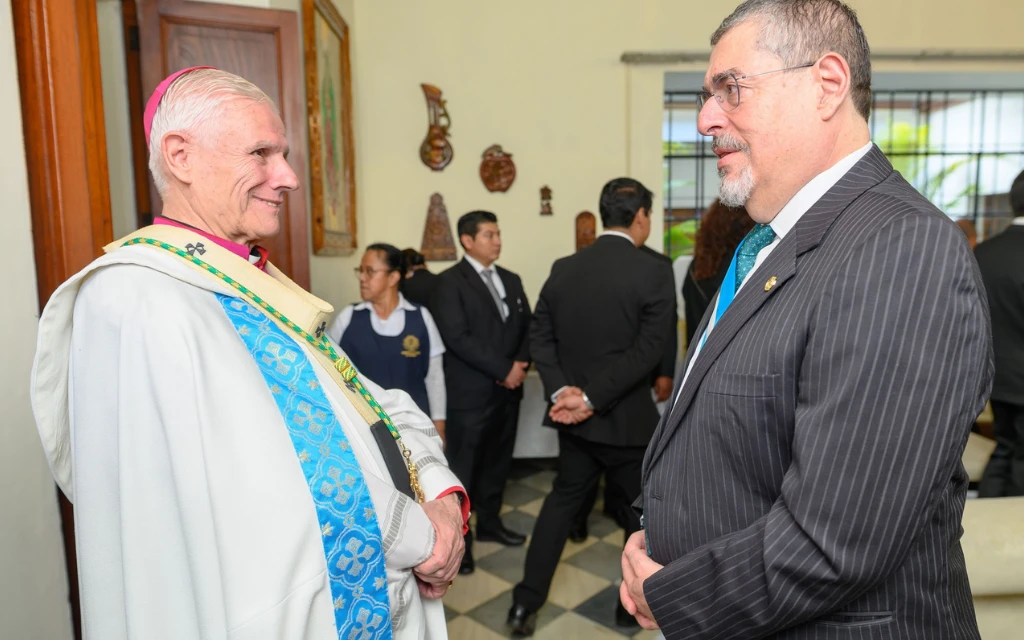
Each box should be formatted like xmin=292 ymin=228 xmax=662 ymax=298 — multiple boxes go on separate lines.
xmin=303 ymin=0 xmax=356 ymax=255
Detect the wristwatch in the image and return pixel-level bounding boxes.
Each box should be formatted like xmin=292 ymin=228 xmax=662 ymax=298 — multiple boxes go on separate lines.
xmin=582 ymin=392 xmax=594 ymax=410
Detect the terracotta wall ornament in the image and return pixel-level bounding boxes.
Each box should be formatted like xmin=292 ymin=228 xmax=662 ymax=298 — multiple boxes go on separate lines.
xmin=479 ymin=144 xmax=516 ymax=192
xmin=540 ymin=186 xmax=553 ymax=216
xmin=575 ymin=211 xmax=596 ymax=251
xmin=420 ymin=193 xmax=457 ymax=261
xmin=419 ymin=84 xmax=453 ymax=171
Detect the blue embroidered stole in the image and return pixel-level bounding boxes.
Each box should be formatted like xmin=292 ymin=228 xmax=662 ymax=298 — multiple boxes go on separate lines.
xmin=218 ymin=294 xmax=393 ymax=639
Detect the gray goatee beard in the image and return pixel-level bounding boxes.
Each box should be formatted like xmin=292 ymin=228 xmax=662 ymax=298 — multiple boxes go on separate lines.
xmin=718 ymin=164 xmax=754 ymax=208
xmin=713 ymin=135 xmax=753 ymax=207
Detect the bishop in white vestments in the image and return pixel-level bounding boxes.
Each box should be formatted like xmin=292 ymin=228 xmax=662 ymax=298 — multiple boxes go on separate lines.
xmin=31 ymin=67 xmax=467 ymax=640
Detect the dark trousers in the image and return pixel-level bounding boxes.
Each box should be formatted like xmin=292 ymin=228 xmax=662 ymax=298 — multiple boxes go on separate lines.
xmin=575 ymin=473 xmax=630 ymax=530
xmin=979 ymin=400 xmax=1024 ymax=497
xmin=513 ymin=433 xmax=645 ymax=611
xmin=447 ymin=398 xmax=520 ymax=533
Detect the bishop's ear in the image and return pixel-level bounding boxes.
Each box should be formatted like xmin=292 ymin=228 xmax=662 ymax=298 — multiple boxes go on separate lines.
xmin=161 ymin=132 xmax=195 ymax=186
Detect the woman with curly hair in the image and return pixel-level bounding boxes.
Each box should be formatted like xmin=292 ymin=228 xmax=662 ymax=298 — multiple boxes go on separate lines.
xmin=682 ymin=199 xmax=754 ymax=346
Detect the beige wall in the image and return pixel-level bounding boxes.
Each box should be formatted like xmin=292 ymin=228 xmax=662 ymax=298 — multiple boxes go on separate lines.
xmin=0 ymin=2 xmax=75 ymax=639
xmin=100 ymin=0 xmax=1024 ymax=307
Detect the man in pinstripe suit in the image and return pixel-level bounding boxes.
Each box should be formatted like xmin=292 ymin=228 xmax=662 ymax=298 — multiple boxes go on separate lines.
xmin=620 ymin=1 xmax=993 ymax=638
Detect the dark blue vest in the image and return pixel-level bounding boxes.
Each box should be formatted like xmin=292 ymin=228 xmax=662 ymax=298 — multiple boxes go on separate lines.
xmin=339 ymin=305 xmax=431 ymax=414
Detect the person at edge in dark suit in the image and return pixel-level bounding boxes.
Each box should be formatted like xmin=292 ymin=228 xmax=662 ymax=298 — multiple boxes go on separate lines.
xmin=507 ymin=178 xmax=676 ymax=635
xmin=976 ymin=169 xmax=1024 ymax=498
xmin=618 ymin=2 xmax=992 ymax=638
xmin=431 ymin=211 xmax=532 ymax=575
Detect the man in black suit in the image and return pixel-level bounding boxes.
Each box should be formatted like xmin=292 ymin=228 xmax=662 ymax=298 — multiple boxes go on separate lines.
xmin=507 ymin=178 xmax=676 ymax=635
xmin=976 ymin=169 xmax=1024 ymax=497
xmin=568 ymin=245 xmax=676 ymax=542
xmin=432 ymin=211 xmax=531 ymax=574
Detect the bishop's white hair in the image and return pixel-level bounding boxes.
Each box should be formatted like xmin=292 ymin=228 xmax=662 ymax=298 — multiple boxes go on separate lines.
xmin=148 ymin=69 xmax=278 ymax=197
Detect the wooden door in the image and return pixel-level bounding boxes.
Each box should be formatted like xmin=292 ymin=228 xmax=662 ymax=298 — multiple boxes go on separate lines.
xmin=136 ymin=0 xmax=310 ymax=288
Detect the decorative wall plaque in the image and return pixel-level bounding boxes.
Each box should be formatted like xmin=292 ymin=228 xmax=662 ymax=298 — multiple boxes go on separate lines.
xmin=479 ymin=144 xmax=516 ymax=192
xmin=420 ymin=193 xmax=457 ymax=261
xmin=540 ymin=186 xmax=553 ymax=216
xmin=419 ymin=84 xmax=453 ymax=171
xmin=575 ymin=211 xmax=596 ymax=251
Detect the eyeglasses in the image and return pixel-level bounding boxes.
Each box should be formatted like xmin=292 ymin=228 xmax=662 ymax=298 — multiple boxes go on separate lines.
xmin=697 ymin=62 xmax=815 ymax=112
xmin=354 ymin=266 xmax=393 ymax=277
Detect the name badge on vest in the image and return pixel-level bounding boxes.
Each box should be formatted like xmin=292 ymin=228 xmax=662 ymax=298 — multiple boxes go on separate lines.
xmin=401 ymin=334 xmax=421 ymax=358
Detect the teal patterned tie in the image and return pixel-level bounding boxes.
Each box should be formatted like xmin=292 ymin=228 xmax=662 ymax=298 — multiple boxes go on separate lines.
xmin=734 ymin=223 xmax=777 ymax=293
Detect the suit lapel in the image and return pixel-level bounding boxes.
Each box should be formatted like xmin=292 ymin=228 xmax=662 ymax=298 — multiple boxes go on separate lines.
xmin=643 ymin=145 xmax=895 ymax=478
xmin=458 ymin=258 xmax=504 ymax=322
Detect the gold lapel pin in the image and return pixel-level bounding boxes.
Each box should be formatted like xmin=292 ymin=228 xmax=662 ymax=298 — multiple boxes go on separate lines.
xmin=764 ymin=276 xmax=778 ymax=292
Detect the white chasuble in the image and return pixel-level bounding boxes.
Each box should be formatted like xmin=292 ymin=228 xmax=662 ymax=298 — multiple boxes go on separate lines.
xmin=31 ymin=226 xmax=458 ymax=640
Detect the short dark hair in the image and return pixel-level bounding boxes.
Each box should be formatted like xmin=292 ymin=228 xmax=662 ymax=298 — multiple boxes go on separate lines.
xmin=712 ymin=0 xmax=873 ymax=120
xmin=401 ymin=247 xmax=426 ymax=268
xmin=1011 ymin=169 xmax=1024 ymax=214
xmin=599 ymin=178 xmax=653 ymax=229
xmin=457 ymin=210 xmax=498 ymax=250
xmin=366 ymin=242 xmax=407 ymax=279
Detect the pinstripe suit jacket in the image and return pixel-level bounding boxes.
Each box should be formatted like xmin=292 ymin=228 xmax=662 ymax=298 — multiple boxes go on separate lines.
xmin=639 ymin=145 xmax=993 ymax=640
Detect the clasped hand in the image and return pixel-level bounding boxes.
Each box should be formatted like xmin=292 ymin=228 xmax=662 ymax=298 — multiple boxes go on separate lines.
xmin=413 ymin=493 xmax=464 ymax=598
xmin=620 ymin=530 xmax=663 ymax=630
xmin=498 ymin=361 xmax=529 ymax=390
xmin=549 ymin=386 xmax=594 ymax=425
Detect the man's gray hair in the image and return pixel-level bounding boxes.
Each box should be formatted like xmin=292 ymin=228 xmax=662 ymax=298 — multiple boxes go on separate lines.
xmin=148 ymin=68 xmax=278 ymax=197
xmin=712 ymin=0 xmax=872 ymax=120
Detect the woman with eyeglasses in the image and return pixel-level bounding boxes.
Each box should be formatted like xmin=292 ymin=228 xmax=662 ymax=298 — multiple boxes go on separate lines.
xmin=327 ymin=243 xmax=447 ymax=442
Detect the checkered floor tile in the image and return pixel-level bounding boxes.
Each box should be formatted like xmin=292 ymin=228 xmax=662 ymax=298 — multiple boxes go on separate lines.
xmin=443 ymin=460 xmax=662 ymax=638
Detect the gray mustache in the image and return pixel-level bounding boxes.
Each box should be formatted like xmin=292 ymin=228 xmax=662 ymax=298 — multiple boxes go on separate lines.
xmin=712 ymin=135 xmax=749 ymax=153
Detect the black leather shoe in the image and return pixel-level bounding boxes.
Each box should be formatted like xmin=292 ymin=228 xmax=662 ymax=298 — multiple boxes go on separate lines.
xmin=567 ymin=520 xmax=588 ymax=544
xmin=476 ymin=523 xmax=526 ymax=546
xmin=506 ymin=603 xmax=537 ymax=637
xmin=458 ymin=549 xmax=475 ymax=575
xmin=615 ymin=601 xmax=640 ymax=628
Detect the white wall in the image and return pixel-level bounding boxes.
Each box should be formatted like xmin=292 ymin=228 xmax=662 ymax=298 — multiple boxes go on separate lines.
xmin=0 ymin=2 xmax=75 ymax=638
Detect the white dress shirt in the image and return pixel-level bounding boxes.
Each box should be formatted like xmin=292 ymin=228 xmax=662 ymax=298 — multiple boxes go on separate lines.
xmin=600 ymin=229 xmax=636 ymax=244
xmin=464 ymin=254 xmax=509 ymax=317
xmin=1014 ymin=217 xmax=1024 ymax=226
xmin=676 ymin=142 xmax=874 ymax=397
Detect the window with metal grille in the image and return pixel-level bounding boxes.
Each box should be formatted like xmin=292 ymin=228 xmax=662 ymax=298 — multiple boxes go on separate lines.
xmin=663 ymin=88 xmax=1024 ymax=259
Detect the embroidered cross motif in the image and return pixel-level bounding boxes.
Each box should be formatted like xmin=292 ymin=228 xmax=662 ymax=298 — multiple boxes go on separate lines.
xmin=338 ymin=538 xmax=377 ymax=577
xmin=351 ymin=606 xmax=385 ymax=640
xmin=321 ymin=467 xmax=356 ymax=505
xmin=261 ymin=342 xmax=298 ymax=375
xmin=185 ymin=242 xmax=206 ymax=256
xmin=315 ymin=321 xmax=327 ymax=338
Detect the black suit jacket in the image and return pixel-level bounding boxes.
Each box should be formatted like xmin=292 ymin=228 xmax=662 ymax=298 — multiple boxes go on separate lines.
xmin=531 ymin=235 xmax=676 ymax=447
xmin=640 ymin=146 xmax=992 ymax=639
xmin=640 ymin=245 xmax=678 ymax=379
xmin=974 ymin=224 xmax=1024 ymax=405
xmin=432 ymin=258 xmax=531 ymax=411
xmin=400 ymin=269 xmax=438 ymax=311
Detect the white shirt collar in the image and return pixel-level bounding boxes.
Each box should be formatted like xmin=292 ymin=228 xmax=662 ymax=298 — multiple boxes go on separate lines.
xmin=353 ymin=293 xmax=417 ymax=313
xmin=600 ymin=230 xmax=636 ymax=245
xmin=768 ymin=142 xmax=873 ymax=239
xmin=1013 ymin=217 xmax=1024 ymax=226
xmin=463 ymin=254 xmax=495 ymax=274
